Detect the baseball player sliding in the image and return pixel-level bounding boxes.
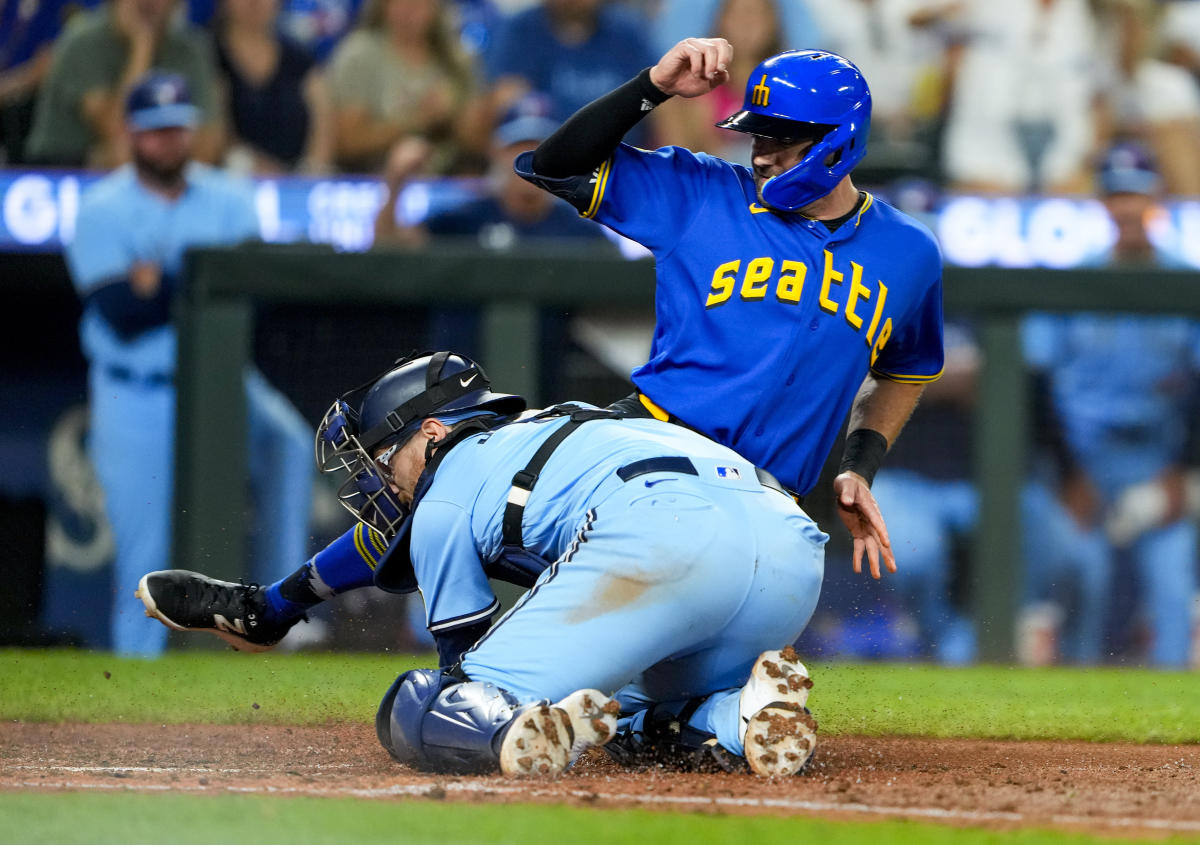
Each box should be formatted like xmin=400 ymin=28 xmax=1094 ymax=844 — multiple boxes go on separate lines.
xmin=521 ymin=38 xmax=945 ymax=579
xmin=139 ymin=351 xmax=825 ymax=777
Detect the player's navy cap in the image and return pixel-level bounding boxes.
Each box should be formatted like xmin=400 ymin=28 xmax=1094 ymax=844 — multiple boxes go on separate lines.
xmin=492 ymin=92 xmax=559 ymax=148
xmin=1097 ymin=141 xmax=1159 ymax=196
xmin=126 ymin=70 xmax=200 ymax=131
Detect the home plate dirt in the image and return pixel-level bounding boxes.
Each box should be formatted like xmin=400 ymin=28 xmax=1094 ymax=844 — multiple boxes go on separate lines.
xmin=2 ymin=723 xmax=1197 ymax=837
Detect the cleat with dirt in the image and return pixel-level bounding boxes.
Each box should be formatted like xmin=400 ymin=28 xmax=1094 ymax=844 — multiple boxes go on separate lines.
xmin=739 ymin=647 xmax=818 ymax=777
xmin=499 ymin=689 xmax=618 ymax=777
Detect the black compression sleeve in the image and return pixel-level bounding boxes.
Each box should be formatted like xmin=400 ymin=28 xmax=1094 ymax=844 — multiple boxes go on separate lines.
xmin=532 ymin=67 xmax=671 ymax=178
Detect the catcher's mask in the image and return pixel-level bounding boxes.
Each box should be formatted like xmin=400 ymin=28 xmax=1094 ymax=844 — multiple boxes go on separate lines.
xmin=717 ymin=49 xmax=871 ymax=212
xmin=315 ymin=351 xmax=526 ymax=540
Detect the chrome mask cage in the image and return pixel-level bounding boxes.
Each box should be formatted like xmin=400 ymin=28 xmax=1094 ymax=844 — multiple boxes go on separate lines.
xmin=315 ymin=398 xmax=409 ymax=539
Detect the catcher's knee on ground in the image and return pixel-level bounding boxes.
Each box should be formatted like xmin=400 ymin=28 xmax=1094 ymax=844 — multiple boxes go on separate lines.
xmin=375 ymin=669 xmax=619 ymax=776
xmin=376 ymin=669 xmax=521 ymax=774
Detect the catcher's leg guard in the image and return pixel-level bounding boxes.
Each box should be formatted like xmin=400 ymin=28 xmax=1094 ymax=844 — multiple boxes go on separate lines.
xmin=376 ymin=670 xmax=619 ymax=776
xmin=376 ymin=669 xmax=522 ymax=774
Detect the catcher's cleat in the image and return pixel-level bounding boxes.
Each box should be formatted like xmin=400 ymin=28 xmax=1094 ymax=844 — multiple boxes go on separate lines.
xmin=739 ymin=646 xmax=818 ymax=777
xmin=499 ymin=689 xmax=619 ymax=777
xmin=135 ymin=570 xmax=297 ymax=652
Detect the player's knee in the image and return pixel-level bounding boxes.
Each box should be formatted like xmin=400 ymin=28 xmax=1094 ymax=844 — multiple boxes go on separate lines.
xmin=375 ymin=669 xmax=522 ymax=773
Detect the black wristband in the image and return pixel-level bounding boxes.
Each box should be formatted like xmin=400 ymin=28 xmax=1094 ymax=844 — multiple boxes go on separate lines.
xmin=839 ymin=429 xmax=888 ymax=487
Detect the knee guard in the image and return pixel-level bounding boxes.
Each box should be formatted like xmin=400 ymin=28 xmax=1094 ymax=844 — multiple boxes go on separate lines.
xmin=375 ymin=668 xmax=522 ymax=773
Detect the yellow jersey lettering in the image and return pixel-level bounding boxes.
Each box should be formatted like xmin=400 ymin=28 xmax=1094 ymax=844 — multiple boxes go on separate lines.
xmin=706 ymin=260 xmax=740 ymax=308
xmin=776 ymin=260 xmax=806 ymax=304
xmin=819 ymin=250 xmax=842 ymax=315
xmin=870 ymin=318 xmax=893 ymax=366
xmin=740 ymin=257 xmax=773 ymax=301
xmin=865 ymin=280 xmax=889 ymax=345
xmin=844 ymin=261 xmax=870 ymax=330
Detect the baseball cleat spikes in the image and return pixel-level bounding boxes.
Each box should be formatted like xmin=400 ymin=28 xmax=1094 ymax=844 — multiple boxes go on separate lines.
xmin=135 ymin=570 xmax=295 ymax=652
xmin=744 ymin=705 xmax=818 ymax=777
xmin=739 ymin=646 xmax=818 ymax=777
xmin=499 ymin=689 xmax=618 ymax=777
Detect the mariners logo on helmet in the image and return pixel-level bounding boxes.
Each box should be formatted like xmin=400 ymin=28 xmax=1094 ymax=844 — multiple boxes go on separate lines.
xmin=315 ymin=351 xmax=526 ymax=538
xmin=717 ymin=50 xmax=872 ymax=212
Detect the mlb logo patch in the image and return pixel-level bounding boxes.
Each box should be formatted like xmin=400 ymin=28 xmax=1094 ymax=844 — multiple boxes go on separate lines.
xmin=715 ymin=466 xmax=741 ymax=481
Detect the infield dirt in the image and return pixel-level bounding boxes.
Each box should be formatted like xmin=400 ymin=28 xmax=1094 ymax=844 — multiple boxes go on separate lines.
xmin=2 ymin=722 xmax=1198 ymax=838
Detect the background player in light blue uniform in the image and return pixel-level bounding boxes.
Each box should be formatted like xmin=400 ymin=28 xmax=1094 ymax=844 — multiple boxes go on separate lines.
xmin=1022 ymin=141 xmax=1200 ymax=666
xmin=137 ymin=352 xmax=827 ymax=777
xmin=515 ymin=39 xmax=945 ymax=580
xmin=66 ymin=70 xmax=314 ymax=656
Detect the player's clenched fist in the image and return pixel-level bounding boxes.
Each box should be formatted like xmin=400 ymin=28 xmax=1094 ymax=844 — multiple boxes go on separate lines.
xmin=649 ymin=37 xmax=733 ymax=99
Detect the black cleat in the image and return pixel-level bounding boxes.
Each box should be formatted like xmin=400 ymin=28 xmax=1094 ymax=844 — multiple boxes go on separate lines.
xmin=135 ymin=570 xmax=297 ymax=652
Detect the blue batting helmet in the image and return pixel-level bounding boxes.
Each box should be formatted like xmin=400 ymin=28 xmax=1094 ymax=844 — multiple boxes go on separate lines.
xmin=717 ymin=49 xmax=872 ymax=212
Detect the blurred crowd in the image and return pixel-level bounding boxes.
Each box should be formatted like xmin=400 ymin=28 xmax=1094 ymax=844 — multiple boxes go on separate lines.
xmin=5 ymin=0 xmax=1199 ymax=667
xmin=3 ymin=0 xmax=1200 ymax=194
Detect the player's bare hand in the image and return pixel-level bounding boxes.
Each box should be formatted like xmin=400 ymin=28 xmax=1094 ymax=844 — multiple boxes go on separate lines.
xmin=834 ymin=471 xmax=897 ymax=580
xmin=649 ymin=38 xmax=733 ymax=99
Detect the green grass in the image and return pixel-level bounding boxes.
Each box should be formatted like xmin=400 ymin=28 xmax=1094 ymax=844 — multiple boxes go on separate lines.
xmin=2 ymin=649 xmax=1199 ymax=743
xmin=0 ymin=792 xmax=1147 ymax=845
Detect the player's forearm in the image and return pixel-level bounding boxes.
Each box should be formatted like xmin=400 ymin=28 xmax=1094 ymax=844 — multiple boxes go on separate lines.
xmin=846 ymin=375 xmax=925 ymax=446
xmin=531 ymin=68 xmax=669 ymax=178
xmin=838 ymin=376 xmax=924 ymax=485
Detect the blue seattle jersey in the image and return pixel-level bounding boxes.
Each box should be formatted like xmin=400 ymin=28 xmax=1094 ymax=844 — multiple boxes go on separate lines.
xmin=408 ymin=411 xmax=778 ymax=633
xmin=517 ymin=145 xmax=944 ymax=494
xmin=65 ymin=163 xmax=260 ymax=374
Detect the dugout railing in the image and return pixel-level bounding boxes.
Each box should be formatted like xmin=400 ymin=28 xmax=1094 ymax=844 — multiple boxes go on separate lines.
xmin=175 ymin=243 xmax=1200 ymax=660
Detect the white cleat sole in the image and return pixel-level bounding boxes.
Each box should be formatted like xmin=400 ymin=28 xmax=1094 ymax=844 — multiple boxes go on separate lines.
xmin=740 ymin=646 xmax=818 ymax=777
xmin=499 ymin=689 xmax=618 ymax=777
xmin=744 ymin=705 xmax=818 ymax=777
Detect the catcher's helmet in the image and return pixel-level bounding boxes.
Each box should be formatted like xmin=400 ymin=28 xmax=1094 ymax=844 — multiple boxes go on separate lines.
xmin=717 ymin=49 xmax=871 ymax=212
xmin=315 ymin=351 xmax=526 ymax=540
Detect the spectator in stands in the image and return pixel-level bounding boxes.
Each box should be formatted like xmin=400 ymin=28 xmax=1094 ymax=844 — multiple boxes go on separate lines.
xmin=374 ymin=92 xmax=607 ymax=248
xmin=650 ymin=0 xmax=821 ymax=58
xmin=1162 ymin=0 xmax=1200 ymax=89
xmin=805 ymin=0 xmax=957 ymax=183
xmin=26 ymin=0 xmax=223 ymax=168
xmin=327 ymin=0 xmax=486 ymax=173
xmin=214 ymin=0 xmax=334 ymax=174
xmin=1021 ymin=141 xmax=1200 ymax=667
xmin=649 ymin=0 xmax=785 ymax=166
xmin=485 ymin=0 xmax=656 ymax=147
xmin=933 ymin=0 xmax=1099 ymax=194
xmin=0 ymin=0 xmax=99 ymax=164
xmin=278 ymin=0 xmax=364 ymax=62
xmin=1094 ymin=0 xmax=1200 ymax=196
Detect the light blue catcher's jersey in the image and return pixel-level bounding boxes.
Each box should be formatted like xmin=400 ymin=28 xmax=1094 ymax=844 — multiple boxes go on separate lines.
xmin=65 ymin=163 xmax=260 ymax=374
xmin=1024 ymin=310 xmax=1200 ymax=493
xmin=408 ymin=411 xmax=807 ymax=635
xmin=518 ymin=145 xmax=945 ymax=494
